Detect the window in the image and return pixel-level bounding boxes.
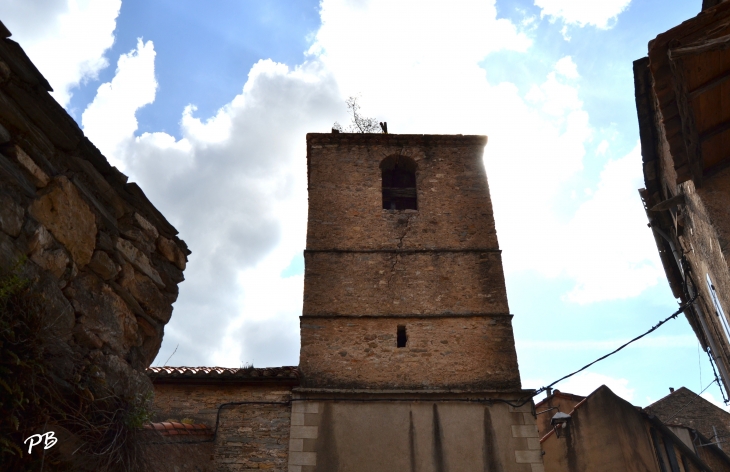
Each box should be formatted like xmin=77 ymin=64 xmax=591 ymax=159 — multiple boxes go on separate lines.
xmin=397 ymin=325 xmax=407 ymax=348
xmin=381 ymin=155 xmax=417 ymax=210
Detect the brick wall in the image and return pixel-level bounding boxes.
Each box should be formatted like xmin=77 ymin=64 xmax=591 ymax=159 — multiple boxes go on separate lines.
xmin=150 ymin=383 xmax=293 ymax=471
xmin=301 ymin=133 xmax=520 ymax=391
xmin=299 ymin=315 xmax=520 ymax=390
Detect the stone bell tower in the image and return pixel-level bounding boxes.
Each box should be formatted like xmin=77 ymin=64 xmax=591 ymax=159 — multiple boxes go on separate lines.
xmin=288 ymin=133 xmax=543 ymax=472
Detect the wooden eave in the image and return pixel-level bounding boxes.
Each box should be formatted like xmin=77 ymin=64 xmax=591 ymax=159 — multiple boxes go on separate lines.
xmin=648 ymin=1 xmax=730 ymax=187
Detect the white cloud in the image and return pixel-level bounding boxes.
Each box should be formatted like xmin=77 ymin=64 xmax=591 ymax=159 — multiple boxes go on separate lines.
xmin=82 ymin=45 xmax=343 ymax=365
xmin=0 ymin=0 xmax=121 ymax=107
xmin=562 ymin=143 xmax=663 ymax=303
xmin=74 ymin=0 xmax=661 ymax=366
xmin=555 ymin=56 xmax=579 ymax=79
xmin=82 ymin=39 xmax=157 ymax=169
xmin=596 ymin=139 xmax=609 ymax=156
xmin=535 ymin=0 xmax=632 ymax=29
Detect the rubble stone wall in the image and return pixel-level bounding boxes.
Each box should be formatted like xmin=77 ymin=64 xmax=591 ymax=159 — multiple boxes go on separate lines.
xmin=0 ymin=29 xmax=188 ymax=401
xmin=151 ymin=383 xmax=293 ymax=472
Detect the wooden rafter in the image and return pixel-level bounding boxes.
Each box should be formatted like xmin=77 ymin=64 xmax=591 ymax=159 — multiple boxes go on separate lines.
xmin=668 ymin=54 xmax=705 ymax=186
xmin=670 ymin=32 xmax=730 ymax=59
xmin=689 ymin=68 xmax=730 ymax=99
xmin=700 ymin=119 xmax=730 ymax=142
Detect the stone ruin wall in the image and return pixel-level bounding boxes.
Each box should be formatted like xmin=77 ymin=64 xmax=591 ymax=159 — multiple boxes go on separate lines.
xmin=0 ymin=25 xmax=188 ymax=402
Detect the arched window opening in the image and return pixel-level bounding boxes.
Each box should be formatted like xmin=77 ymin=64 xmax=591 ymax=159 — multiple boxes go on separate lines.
xmin=380 ymin=156 xmax=417 ymax=210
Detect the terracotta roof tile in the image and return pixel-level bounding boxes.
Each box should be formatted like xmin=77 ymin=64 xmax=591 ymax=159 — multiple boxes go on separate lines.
xmin=146 ymin=366 xmax=300 ymax=384
xmin=143 ymin=422 xmax=213 ymax=437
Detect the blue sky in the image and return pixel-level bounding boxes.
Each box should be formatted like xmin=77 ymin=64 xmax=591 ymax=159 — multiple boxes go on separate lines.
xmin=2 ymin=0 xmax=723 ymax=409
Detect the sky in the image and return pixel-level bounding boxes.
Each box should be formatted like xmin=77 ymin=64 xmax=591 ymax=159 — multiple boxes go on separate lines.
xmin=1 ymin=0 xmax=725 ymax=409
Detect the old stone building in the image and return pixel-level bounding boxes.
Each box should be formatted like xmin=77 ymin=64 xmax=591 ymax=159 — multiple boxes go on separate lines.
xmin=646 ymin=386 xmax=730 ymax=451
xmin=540 ymin=385 xmax=730 ymax=472
xmin=634 ymin=0 xmax=730 ymax=395
xmin=0 ymin=20 xmax=189 ymax=470
xmin=146 ymin=132 xmax=543 ymax=471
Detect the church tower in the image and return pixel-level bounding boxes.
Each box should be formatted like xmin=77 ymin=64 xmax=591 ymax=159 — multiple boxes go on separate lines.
xmin=288 ymin=133 xmax=542 ymax=472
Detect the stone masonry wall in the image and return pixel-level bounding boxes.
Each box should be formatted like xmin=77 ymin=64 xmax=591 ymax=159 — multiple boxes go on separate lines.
xmin=151 ymin=383 xmax=293 ymax=471
xmin=299 ymin=315 xmax=520 ymax=390
xmin=0 ymin=28 xmax=188 ymax=403
xmin=301 ymin=133 xmax=520 ymax=391
xmin=303 ymin=251 xmax=508 ymax=316
xmin=305 ymin=134 xmax=498 ymax=252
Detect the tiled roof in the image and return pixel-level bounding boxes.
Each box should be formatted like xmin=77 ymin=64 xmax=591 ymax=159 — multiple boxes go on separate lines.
xmin=147 ymin=366 xmax=300 ymax=384
xmin=535 ymin=390 xmax=586 ymax=409
xmin=144 ymin=421 xmax=212 ymax=437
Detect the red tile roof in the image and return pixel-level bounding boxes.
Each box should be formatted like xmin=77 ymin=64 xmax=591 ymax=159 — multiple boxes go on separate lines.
xmin=146 ymin=366 xmax=300 ymax=384
xmin=143 ymin=421 xmax=213 ymax=437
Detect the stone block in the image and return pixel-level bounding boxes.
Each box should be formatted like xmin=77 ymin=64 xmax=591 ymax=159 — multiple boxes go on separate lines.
xmin=289 ymin=426 xmax=318 ymax=439
xmin=118 ymin=263 xmax=173 ymax=323
xmin=292 ymin=402 xmax=319 ymax=414
xmin=115 ymin=237 xmax=164 ymax=287
xmin=8 ymin=144 xmax=49 ymax=187
xmin=511 ymin=425 xmax=539 ymax=438
xmin=63 ymin=273 xmax=139 ymax=355
xmin=157 ymin=234 xmax=186 ymax=270
xmin=0 ymin=192 xmax=23 ymax=236
xmin=29 ymin=176 xmax=96 ymax=266
xmin=88 ymin=250 xmax=120 ymax=280
xmin=515 ymin=449 xmax=543 ymax=464
xmin=289 ymin=439 xmax=303 ymax=452
xmin=289 ymin=452 xmax=316 ymax=466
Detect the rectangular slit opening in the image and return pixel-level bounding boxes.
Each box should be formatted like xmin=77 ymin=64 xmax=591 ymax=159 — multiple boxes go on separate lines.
xmin=397 ymin=325 xmax=407 ymax=348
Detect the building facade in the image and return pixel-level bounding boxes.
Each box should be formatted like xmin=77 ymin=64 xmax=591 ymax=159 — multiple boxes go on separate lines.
xmin=146 ymin=132 xmax=542 ymax=471
xmin=634 ymin=0 xmax=730 ymax=396
xmin=540 ymin=385 xmax=730 ymax=472
xmin=290 ymin=132 xmax=541 ymax=471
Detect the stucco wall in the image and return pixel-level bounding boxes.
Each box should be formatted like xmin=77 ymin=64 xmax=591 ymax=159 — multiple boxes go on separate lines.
xmin=288 ymin=395 xmax=542 ymax=472
xmin=542 ymin=387 xmax=660 ymax=472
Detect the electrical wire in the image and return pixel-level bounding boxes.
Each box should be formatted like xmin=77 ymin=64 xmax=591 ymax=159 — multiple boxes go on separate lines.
xmin=147 ymin=293 xmax=705 ymax=445
xmin=531 ymin=293 xmax=698 ymax=398
xmin=661 ymin=379 xmax=718 ymax=424
xmin=707 ymin=347 xmax=729 ymax=404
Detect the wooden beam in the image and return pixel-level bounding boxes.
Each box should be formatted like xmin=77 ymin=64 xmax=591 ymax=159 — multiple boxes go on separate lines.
xmin=669 ymin=55 xmax=705 ymax=187
xmin=703 ymin=155 xmax=730 ymax=179
xmin=689 ymin=68 xmax=730 ymax=100
xmin=670 ymin=33 xmax=730 ymax=59
xmin=700 ymin=119 xmax=730 ymax=142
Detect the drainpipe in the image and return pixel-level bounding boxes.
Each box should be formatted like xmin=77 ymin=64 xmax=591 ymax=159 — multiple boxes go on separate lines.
xmin=650 ymin=220 xmax=730 ymax=395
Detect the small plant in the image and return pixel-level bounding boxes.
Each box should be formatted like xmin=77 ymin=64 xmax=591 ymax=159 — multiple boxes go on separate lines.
xmin=333 ymin=96 xmax=384 ymax=133
xmin=0 ymin=260 xmax=153 ymax=471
